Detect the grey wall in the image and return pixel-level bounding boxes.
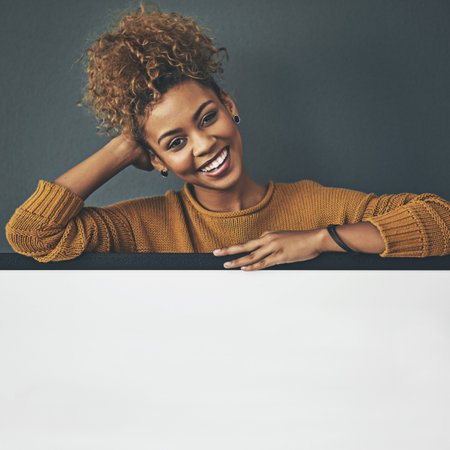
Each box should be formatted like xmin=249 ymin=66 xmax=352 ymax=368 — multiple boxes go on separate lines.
xmin=2 ymin=0 xmax=450 ymax=252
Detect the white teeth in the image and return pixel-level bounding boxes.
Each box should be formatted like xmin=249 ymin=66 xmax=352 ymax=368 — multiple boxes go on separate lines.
xmin=200 ymin=147 xmax=229 ymax=172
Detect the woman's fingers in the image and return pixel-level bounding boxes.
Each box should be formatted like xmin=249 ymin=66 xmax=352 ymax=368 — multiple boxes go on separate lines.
xmin=213 ymin=233 xmax=280 ymax=270
xmin=213 ymin=230 xmax=323 ymax=271
xmin=213 ymin=237 xmax=263 ymax=256
xmin=241 ymin=256 xmax=278 ymax=271
xmin=222 ymin=245 xmax=274 ymax=269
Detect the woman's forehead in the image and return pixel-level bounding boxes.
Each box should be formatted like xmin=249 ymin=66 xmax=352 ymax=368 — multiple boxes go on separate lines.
xmin=152 ymin=81 xmax=214 ymax=115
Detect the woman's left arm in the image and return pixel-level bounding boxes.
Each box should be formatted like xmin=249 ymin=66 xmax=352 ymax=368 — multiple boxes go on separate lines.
xmin=213 ymin=224 xmax=384 ymax=271
xmin=319 ymin=189 xmax=450 ymax=257
xmin=214 ymin=186 xmax=450 ymax=271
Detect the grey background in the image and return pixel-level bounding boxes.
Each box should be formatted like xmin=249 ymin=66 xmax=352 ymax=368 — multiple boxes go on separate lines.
xmin=2 ymin=0 xmax=450 ymax=252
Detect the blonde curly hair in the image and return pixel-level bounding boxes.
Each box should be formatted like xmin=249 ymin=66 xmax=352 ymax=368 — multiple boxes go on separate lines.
xmin=77 ymin=3 xmax=228 ymax=147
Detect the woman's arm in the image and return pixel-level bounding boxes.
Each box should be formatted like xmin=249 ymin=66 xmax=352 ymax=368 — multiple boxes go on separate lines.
xmin=316 ymin=222 xmax=385 ymax=254
xmin=53 ymin=134 xmax=152 ymax=200
xmin=5 ymin=135 xmax=153 ymax=262
xmin=301 ymin=180 xmax=450 ymax=258
xmin=214 ymin=182 xmax=450 ymax=270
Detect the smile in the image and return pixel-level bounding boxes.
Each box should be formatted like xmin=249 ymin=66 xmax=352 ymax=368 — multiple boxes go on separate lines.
xmin=198 ymin=146 xmax=230 ymax=173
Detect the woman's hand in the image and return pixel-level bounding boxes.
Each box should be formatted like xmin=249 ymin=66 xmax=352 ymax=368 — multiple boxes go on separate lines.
xmin=213 ymin=230 xmax=323 ymax=271
xmin=113 ymin=133 xmax=154 ymax=172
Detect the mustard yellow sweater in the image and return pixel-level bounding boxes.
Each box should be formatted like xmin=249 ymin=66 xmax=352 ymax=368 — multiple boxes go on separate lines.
xmin=5 ymin=179 xmax=450 ymax=262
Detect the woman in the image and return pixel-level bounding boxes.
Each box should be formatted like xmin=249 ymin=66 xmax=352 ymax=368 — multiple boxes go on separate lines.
xmin=5 ymin=5 xmax=450 ymax=270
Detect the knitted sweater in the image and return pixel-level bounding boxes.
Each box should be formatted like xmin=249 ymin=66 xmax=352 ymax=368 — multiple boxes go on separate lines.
xmin=5 ymin=179 xmax=450 ymax=262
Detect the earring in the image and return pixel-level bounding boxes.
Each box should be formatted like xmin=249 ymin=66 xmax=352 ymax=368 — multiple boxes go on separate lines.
xmin=233 ymin=115 xmax=240 ymax=124
xmin=160 ymin=169 xmax=169 ymax=178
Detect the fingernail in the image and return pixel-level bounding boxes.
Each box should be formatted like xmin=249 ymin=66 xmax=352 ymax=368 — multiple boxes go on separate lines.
xmin=213 ymin=249 xmax=222 ymax=255
xmin=224 ymin=262 xmax=231 ymax=268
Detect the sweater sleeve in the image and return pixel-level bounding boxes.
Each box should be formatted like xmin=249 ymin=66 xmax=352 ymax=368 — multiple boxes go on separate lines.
xmin=5 ymin=180 xmax=136 ymax=262
xmin=360 ymin=191 xmax=450 ymax=257
xmin=307 ymin=180 xmax=450 ymax=257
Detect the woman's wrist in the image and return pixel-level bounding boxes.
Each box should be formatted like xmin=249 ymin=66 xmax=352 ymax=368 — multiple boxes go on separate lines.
xmin=315 ymin=227 xmax=348 ymax=254
xmin=315 ymin=222 xmax=386 ymax=255
xmin=106 ymin=134 xmax=143 ymax=167
xmin=53 ymin=136 xmax=142 ymax=200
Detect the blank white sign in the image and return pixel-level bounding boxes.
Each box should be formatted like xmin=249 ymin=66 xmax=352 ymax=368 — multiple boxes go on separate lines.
xmin=1 ymin=271 xmax=449 ymax=450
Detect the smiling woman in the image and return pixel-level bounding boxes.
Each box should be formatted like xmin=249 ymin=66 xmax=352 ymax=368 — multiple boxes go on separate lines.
xmin=141 ymin=79 xmax=266 ymax=212
xmin=5 ymin=3 xmax=450 ymax=270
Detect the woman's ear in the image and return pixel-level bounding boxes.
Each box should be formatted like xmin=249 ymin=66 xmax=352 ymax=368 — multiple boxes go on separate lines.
xmin=219 ymin=89 xmax=239 ymax=117
xmin=148 ymin=149 xmax=167 ymax=172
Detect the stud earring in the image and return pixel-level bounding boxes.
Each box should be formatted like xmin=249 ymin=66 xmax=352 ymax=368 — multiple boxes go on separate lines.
xmin=160 ymin=169 xmax=169 ymax=177
xmin=233 ymin=115 xmax=240 ymax=124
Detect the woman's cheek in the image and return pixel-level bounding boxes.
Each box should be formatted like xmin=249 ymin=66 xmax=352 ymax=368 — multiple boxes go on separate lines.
xmin=175 ymin=154 xmax=195 ymax=175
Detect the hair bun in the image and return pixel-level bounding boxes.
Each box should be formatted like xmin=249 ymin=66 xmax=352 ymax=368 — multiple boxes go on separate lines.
xmin=77 ymin=4 xmax=229 ymax=139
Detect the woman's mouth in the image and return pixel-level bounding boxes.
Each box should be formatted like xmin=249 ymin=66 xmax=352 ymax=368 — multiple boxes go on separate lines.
xmin=198 ymin=146 xmax=231 ymax=177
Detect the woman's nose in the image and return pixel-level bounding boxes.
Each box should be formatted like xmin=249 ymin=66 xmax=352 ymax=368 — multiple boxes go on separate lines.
xmin=192 ymin=132 xmax=216 ymax=157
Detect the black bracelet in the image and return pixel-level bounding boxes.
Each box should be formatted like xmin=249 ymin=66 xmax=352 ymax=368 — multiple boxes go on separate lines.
xmin=326 ymin=224 xmax=360 ymax=254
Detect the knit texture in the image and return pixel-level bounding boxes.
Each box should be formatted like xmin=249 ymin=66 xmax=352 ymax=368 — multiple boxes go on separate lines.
xmin=5 ymin=179 xmax=450 ymax=262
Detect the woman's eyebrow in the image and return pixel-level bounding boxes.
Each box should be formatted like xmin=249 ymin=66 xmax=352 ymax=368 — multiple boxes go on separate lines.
xmin=157 ymin=100 xmax=214 ymax=145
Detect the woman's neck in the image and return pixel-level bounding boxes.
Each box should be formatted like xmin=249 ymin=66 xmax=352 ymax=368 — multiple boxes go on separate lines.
xmin=191 ymin=170 xmax=267 ymax=212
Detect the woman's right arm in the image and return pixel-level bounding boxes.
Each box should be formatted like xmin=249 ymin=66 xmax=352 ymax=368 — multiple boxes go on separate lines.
xmin=53 ymin=134 xmax=153 ymax=200
xmin=5 ymin=135 xmax=154 ymax=262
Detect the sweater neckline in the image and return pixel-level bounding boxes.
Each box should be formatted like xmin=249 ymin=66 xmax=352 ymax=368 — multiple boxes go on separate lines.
xmin=181 ymin=180 xmax=275 ymax=217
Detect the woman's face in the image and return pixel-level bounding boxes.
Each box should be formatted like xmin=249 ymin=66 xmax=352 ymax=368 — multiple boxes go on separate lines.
xmin=142 ymin=79 xmax=244 ymax=192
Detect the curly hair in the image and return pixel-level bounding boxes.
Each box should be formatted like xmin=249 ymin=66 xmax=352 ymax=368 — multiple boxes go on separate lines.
xmin=77 ymin=3 xmax=229 ymax=147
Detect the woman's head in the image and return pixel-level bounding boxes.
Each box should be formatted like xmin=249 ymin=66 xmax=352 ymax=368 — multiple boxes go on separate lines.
xmin=79 ymin=4 xmax=229 ymax=148
xmin=142 ymin=77 xmax=244 ymax=192
xmin=79 ymin=4 xmax=247 ymax=194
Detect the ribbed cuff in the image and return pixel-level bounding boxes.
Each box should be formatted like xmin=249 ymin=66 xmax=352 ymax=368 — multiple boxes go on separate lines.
xmin=363 ymin=207 xmax=424 ymax=257
xmin=20 ymin=180 xmax=84 ymax=226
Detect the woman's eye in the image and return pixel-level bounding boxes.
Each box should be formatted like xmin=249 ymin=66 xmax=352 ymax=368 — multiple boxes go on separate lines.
xmin=168 ymin=138 xmax=185 ymax=150
xmin=167 ymin=112 xmax=217 ymax=149
xmin=202 ymin=111 xmax=217 ymax=125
